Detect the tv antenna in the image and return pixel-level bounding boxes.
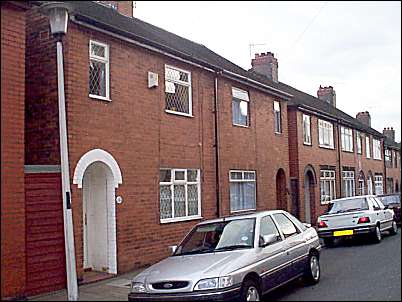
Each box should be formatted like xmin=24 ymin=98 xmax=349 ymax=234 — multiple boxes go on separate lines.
xmin=249 ymin=43 xmax=267 ymax=59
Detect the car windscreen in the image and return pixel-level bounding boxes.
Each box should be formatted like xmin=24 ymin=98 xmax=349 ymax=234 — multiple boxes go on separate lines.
xmin=377 ymin=195 xmax=401 ymax=206
xmin=327 ymin=198 xmax=369 ymax=214
xmin=174 ymin=218 xmax=256 ymax=256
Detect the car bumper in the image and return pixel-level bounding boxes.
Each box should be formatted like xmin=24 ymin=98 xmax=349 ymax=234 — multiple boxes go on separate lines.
xmin=128 ymin=286 xmax=241 ymax=302
xmin=317 ymin=224 xmax=377 ymax=238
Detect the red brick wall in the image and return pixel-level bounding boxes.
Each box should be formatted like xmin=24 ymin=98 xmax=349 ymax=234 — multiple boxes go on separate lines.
xmin=1 ymin=2 xmax=27 ymax=300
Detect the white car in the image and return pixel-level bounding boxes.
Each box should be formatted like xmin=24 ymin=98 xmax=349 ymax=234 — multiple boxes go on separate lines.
xmin=317 ymin=195 xmax=398 ymax=246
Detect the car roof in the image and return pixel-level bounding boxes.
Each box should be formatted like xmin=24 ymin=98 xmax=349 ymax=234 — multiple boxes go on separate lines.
xmin=196 ymin=210 xmax=289 ymax=225
xmin=329 ymin=195 xmax=375 ymax=203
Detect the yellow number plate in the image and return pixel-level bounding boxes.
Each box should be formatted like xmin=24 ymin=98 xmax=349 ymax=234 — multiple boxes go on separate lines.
xmin=333 ymin=230 xmax=354 ymax=236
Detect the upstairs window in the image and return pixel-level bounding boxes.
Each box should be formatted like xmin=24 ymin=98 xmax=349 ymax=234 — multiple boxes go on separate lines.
xmin=165 ymin=65 xmax=192 ymax=116
xmin=318 ymin=119 xmax=334 ymax=149
xmin=274 ymin=101 xmax=281 ymax=133
xmin=385 ymin=149 xmax=392 ymax=167
xmin=303 ymin=114 xmax=311 ymax=145
xmin=232 ymin=87 xmax=250 ymax=127
xmin=89 ymin=40 xmax=110 ymax=100
xmin=341 ymin=126 xmax=353 ymax=152
xmin=373 ymin=139 xmax=381 ymax=160
xmin=366 ymin=136 xmax=371 ymax=158
xmin=356 ymin=131 xmax=362 ymax=154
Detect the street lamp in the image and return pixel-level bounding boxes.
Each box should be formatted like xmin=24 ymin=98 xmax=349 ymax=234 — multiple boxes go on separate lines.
xmin=39 ymin=2 xmax=78 ymax=301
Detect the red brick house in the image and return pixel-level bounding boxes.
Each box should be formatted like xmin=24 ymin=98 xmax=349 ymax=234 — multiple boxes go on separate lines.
xmin=383 ymin=128 xmax=401 ymax=193
xmin=21 ymin=0 xmax=291 ymax=297
xmin=250 ymin=52 xmax=387 ymax=224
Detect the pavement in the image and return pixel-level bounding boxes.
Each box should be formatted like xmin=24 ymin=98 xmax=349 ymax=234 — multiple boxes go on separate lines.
xmin=29 ymin=231 xmax=401 ymax=301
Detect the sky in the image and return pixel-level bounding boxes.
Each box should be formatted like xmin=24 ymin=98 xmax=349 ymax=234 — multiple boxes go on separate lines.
xmin=134 ymin=1 xmax=401 ymax=141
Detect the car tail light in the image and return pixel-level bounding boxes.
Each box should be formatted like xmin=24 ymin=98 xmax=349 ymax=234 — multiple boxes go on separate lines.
xmin=358 ymin=217 xmax=370 ymax=224
xmin=318 ymin=221 xmax=328 ymax=228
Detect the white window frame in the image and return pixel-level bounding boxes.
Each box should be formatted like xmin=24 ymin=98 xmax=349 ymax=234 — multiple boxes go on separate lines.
xmin=229 ymin=170 xmax=256 ymax=212
xmin=342 ymin=170 xmax=355 ymax=197
xmin=164 ymin=65 xmax=193 ymax=117
xmin=356 ymin=131 xmax=362 ymax=154
xmin=373 ymin=139 xmax=382 ymax=160
xmin=274 ymin=101 xmax=282 ymax=134
xmin=89 ymin=40 xmax=110 ymax=101
xmin=159 ymin=168 xmax=201 ymax=223
xmin=320 ymin=170 xmax=336 ymax=204
xmin=366 ymin=136 xmax=371 ymax=158
xmin=318 ymin=119 xmax=334 ymax=149
xmin=374 ymin=175 xmax=383 ymax=195
xmin=341 ymin=126 xmax=353 ymax=152
xmin=367 ymin=175 xmax=374 ymax=195
xmin=358 ymin=174 xmax=365 ymax=195
xmin=303 ymin=114 xmax=311 ymax=145
xmin=232 ymin=87 xmax=250 ymax=127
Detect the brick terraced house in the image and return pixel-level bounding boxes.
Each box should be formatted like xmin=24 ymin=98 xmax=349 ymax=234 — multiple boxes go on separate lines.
xmin=1 ymin=1 xmax=400 ymax=300
xmin=249 ymin=52 xmax=388 ymax=224
xmin=383 ymin=127 xmax=401 ymax=193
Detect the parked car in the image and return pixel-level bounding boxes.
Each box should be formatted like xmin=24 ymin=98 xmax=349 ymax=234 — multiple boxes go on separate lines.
xmin=128 ymin=210 xmax=321 ymax=302
xmin=376 ymin=194 xmax=401 ymax=226
xmin=317 ymin=195 xmax=398 ymax=247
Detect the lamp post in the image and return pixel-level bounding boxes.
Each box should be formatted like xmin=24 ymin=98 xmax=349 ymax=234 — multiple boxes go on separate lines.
xmin=39 ymin=2 xmax=78 ymax=301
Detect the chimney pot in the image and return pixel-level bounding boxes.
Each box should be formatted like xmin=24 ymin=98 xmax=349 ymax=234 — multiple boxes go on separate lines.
xmin=251 ymin=50 xmax=278 ymax=82
xmin=317 ymin=85 xmax=336 ymax=107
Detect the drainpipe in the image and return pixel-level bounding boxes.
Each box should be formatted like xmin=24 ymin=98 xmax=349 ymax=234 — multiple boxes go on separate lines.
xmin=214 ymin=71 xmax=222 ymax=217
xmin=39 ymin=2 xmax=78 ymax=300
xmin=382 ymin=139 xmax=387 ymax=193
xmin=336 ymin=122 xmax=342 ymax=197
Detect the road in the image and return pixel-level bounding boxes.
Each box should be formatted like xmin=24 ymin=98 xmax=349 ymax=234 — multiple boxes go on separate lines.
xmin=263 ymin=230 xmax=401 ymax=301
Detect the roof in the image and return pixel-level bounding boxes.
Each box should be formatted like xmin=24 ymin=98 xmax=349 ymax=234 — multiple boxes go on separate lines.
xmin=384 ymin=137 xmax=401 ymax=150
xmin=36 ymin=1 xmax=384 ymax=138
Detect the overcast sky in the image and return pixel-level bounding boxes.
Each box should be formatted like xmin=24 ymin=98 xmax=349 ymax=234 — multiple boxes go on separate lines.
xmin=135 ymin=1 xmax=401 ymax=141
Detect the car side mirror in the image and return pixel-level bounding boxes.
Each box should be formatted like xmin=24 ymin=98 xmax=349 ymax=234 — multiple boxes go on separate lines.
xmin=384 ymin=205 xmax=389 ymax=210
xmin=303 ymin=223 xmax=311 ymax=228
xmin=260 ymin=234 xmax=277 ymax=247
xmin=168 ymin=245 xmax=177 ymax=255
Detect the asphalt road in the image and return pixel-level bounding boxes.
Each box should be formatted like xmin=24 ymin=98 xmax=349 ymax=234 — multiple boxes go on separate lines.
xmin=263 ymin=230 xmax=401 ymax=301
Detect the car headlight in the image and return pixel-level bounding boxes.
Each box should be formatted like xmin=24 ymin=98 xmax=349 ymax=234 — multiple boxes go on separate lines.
xmin=194 ymin=276 xmax=233 ymax=291
xmin=131 ymin=281 xmax=146 ymax=293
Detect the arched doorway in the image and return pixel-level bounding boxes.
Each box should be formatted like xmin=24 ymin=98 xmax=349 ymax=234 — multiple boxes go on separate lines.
xmin=303 ymin=166 xmax=316 ymax=224
xmin=276 ymin=169 xmax=287 ymax=210
xmin=367 ymin=171 xmax=374 ymax=195
xmin=73 ymin=149 xmax=122 ymax=275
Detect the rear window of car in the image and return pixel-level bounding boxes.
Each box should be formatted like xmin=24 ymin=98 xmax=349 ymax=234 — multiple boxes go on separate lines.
xmin=377 ymin=195 xmax=401 ymax=206
xmin=328 ymin=198 xmax=369 ymax=214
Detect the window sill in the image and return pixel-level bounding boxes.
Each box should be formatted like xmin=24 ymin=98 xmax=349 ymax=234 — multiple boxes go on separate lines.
xmin=233 ymin=123 xmax=250 ymax=128
xmin=89 ymin=94 xmax=111 ymax=102
xmin=274 ymin=132 xmax=283 ymax=136
xmin=160 ymin=215 xmax=202 ymax=224
xmin=373 ymin=158 xmax=382 ymax=161
xmin=318 ymin=145 xmax=335 ymax=150
xmin=165 ymin=109 xmax=194 ymax=118
xmin=341 ymin=149 xmax=354 ymax=153
xmin=230 ymin=208 xmax=256 ymax=214
xmin=303 ymin=142 xmax=312 ymax=146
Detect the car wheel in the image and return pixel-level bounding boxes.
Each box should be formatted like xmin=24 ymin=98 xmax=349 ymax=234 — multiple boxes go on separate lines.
xmin=372 ymin=225 xmax=382 ymax=243
xmin=390 ymin=221 xmax=398 ymax=235
xmin=239 ymin=279 xmax=261 ymax=302
xmin=303 ymin=253 xmax=320 ymax=285
xmin=323 ymin=238 xmax=334 ymax=247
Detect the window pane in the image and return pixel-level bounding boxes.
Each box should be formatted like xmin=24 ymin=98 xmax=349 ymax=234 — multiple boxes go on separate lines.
xmin=174 ymin=170 xmax=185 ymax=181
xmin=259 ymin=215 xmax=281 ymax=244
xmin=244 ymin=172 xmax=255 ymax=180
xmin=90 ymin=43 xmax=105 ymax=58
xmin=230 ymin=182 xmax=243 ymax=211
xmin=273 ymin=214 xmax=298 ymax=237
xmin=160 ymin=169 xmax=171 ymax=183
xmin=233 ymin=99 xmax=248 ymax=126
xmin=160 ymin=185 xmax=172 ymax=219
xmin=165 ymin=83 xmax=190 ymax=114
xmin=187 ymin=184 xmax=198 ymax=216
xmin=89 ymin=60 xmax=106 ymax=97
xmin=230 ymin=172 xmax=243 ymax=180
xmin=243 ymin=182 xmax=256 ymax=209
xmin=174 ymin=185 xmax=186 ymax=217
xmin=187 ymin=170 xmax=198 ymax=182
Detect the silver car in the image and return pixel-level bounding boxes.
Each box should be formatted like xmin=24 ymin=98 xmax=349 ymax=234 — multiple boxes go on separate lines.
xmin=317 ymin=195 xmax=398 ymax=246
xmin=128 ymin=210 xmax=321 ymax=302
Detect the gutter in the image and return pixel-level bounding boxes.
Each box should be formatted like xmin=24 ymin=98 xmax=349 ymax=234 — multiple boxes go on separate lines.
xmin=70 ymin=14 xmax=293 ymax=101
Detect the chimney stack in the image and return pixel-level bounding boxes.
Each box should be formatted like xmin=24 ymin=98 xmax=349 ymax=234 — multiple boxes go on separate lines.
xmin=383 ymin=127 xmax=395 ymax=142
xmin=356 ymin=111 xmax=371 ymax=127
xmin=317 ymin=85 xmax=336 ymax=107
xmin=251 ymin=52 xmax=278 ymax=82
xmin=95 ymin=1 xmax=134 ymax=17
